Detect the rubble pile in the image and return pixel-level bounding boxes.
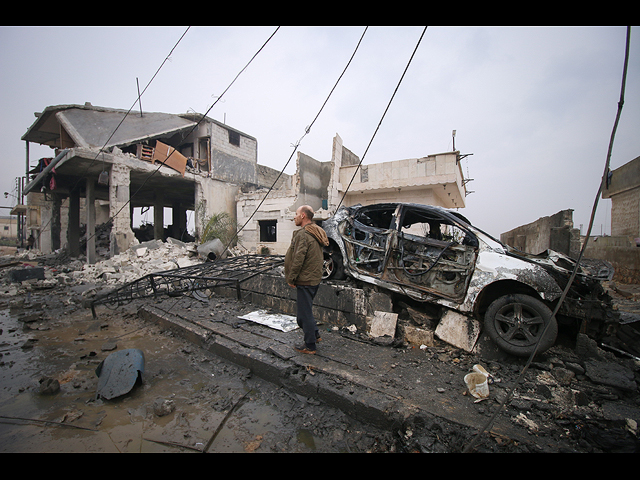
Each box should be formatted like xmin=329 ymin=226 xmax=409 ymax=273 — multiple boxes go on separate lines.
xmin=69 ymin=238 xmax=202 ymax=286
xmin=0 ymin=238 xmax=208 ymax=293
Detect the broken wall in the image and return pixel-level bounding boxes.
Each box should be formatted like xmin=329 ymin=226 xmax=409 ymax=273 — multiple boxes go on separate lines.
xmin=583 ymin=236 xmax=640 ymax=283
xmin=293 ymin=152 xmax=331 ymax=213
xmin=500 ymin=210 xmax=580 ymax=258
xmin=603 ymin=155 xmax=640 ymax=237
xmin=586 ymin=156 xmax=640 ymax=283
xmin=207 ymin=121 xmax=258 ymax=185
xmin=194 ymin=177 xmax=239 ymax=241
xmin=337 ymin=152 xmax=466 ymax=210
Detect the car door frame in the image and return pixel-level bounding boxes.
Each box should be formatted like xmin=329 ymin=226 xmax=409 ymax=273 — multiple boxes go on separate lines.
xmin=382 ymin=204 xmax=479 ymax=303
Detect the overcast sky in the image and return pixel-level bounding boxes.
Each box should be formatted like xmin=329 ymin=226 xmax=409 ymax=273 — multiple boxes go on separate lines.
xmin=1 ymin=26 xmax=638 ymax=238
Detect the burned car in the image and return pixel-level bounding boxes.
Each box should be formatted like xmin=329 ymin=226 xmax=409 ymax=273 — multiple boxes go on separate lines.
xmin=322 ymin=203 xmax=619 ymax=357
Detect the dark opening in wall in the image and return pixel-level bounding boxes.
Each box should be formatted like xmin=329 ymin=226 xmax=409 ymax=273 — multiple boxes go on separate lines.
xmin=228 ymin=129 xmax=240 ymax=147
xmin=259 ymin=219 xmax=277 ymax=242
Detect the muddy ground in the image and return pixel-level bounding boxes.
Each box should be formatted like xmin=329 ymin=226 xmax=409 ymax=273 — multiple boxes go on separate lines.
xmin=0 ymin=293 xmax=404 ymax=453
xmin=1 ymin=256 xmax=640 ymax=453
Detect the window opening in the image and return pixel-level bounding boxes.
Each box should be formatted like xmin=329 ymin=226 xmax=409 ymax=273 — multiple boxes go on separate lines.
xmin=228 ymin=130 xmax=240 ymax=147
xmin=259 ymin=220 xmax=277 ymax=242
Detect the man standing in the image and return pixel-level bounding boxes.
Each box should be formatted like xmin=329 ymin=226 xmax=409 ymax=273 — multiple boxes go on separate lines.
xmin=285 ymin=205 xmax=329 ymax=354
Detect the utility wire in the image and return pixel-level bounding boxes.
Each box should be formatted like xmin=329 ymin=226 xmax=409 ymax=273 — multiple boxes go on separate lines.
xmin=462 ymin=25 xmax=631 ymax=454
xmin=71 ymin=26 xmax=192 ymax=188
xmin=29 ymin=26 xmax=191 ymax=247
xmin=220 ymin=26 xmax=369 ymax=256
xmin=80 ymin=27 xmax=279 ymax=250
xmin=336 ymin=27 xmax=428 ymax=209
xmin=107 ymin=27 xmax=280 ymax=236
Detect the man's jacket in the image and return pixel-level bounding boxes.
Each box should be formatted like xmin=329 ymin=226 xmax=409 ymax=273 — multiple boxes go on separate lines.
xmin=284 ymin=223 xmax=330 ymax=286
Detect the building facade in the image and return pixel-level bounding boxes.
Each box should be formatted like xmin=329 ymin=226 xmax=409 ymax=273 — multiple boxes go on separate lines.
xmin=20 ymin=104 xmax=471 ymax=261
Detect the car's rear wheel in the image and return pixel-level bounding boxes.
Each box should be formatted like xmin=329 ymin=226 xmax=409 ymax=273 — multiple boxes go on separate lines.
xmin=484 ymin=294 xmax=557 ymax=357
xmin=322 ymin=247 xmax=346 ymax=280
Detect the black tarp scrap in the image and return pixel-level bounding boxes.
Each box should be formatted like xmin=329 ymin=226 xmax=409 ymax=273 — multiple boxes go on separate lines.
xmin=95 ymin=349 xmax=145 ymax=400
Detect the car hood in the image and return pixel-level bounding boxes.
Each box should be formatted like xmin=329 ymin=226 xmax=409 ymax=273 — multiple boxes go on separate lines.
xmin=503 ymin=246 xmax=614 ymax=281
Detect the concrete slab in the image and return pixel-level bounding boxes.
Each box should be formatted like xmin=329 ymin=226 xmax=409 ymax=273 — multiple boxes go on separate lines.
xmin=435 ymin=309 xmax=481 ymax=352
xmin=136 ymin=301 xmax=550 ymax=446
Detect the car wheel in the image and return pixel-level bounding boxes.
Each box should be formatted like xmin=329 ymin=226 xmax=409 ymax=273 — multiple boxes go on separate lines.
xmin=484 ymin=294 xmax=557 ymax=357
xmin=322 ymin=248 xmax=346 ymax=280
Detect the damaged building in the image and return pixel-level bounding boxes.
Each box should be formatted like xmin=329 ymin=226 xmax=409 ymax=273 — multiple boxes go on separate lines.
xmin=500 ymin=155 xmax=640 ymax=284
xmin=585 ymin=155 xmax=640 ymax=284
xmin=18 ymin=103 xmax=471 ymax=261
xmin=20 ymin=103 xmax=263 ymax=262
xmin=236 ymin=133 xmax=469 ymax=254
xmin=500 ymin=209 xmax=581 ymax=259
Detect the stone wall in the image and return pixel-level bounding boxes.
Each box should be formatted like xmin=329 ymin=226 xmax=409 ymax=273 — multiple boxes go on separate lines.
xmin=500 ymin=209 xmax=580 ymax=258
xmin=583 ymin=236 xmax=640 ymax=284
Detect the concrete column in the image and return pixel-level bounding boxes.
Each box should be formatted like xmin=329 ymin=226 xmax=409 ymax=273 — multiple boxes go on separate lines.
xmin=51 ymin=193 xmax=62 ymax=251
xmin=109 ymin=163 xmax=135 ymax=255
xmin=172 ymin=200 xmax=187 ymax=240
xmin=154 ymin=192 xmax=164 ymax=240
xmin=86 ymin=178 xmax=96 ymax=264
xmin=68 ymin=189 xmax=80 ymax=257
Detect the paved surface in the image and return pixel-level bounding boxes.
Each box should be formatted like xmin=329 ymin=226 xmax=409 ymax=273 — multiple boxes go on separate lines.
xmin=135 ymin=299 xmax=556 ymax=449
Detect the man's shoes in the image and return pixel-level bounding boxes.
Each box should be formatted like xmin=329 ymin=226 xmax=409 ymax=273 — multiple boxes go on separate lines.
xmin=294 ymin=344 xmax=316 ymax=355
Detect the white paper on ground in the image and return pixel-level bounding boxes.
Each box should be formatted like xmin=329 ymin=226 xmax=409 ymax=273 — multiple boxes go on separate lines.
xmin=238 ymin=310 xmax=299 ymax=332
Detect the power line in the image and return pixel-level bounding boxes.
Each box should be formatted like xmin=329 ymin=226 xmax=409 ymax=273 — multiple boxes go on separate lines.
xmin=462 ymin=25 xmax=632 ymax=454
xmin=220 ymin=26 xmax=369 ymax=256
xmin=109 ymin=27 xmax=281 ymax=231
xmin=337 ymin=26 xmax=428 ymax=209
xmin=28 ymin=27 xmax=192 ymax=247
xmin=79 ymin=26 xmax=279 ymax=250
xmin=71 ymin=26 xmax=192 ymax=187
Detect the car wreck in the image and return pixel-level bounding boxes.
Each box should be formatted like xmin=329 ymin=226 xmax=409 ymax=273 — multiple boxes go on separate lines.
xmin=322 ymin=202 xmax=620 ymax=357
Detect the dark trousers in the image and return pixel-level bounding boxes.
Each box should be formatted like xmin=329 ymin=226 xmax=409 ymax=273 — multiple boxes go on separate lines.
xmin=296 ymin=285 xmax=319 ymax=347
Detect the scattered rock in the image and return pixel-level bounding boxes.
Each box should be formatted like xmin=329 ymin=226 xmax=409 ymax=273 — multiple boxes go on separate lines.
xmin=101 ymin=340 xmax=118 ymax=352
xmin=551 ymin=367 xmax=575 ymax=386
xmin=153 ymin=398 xmax=176 ymax=417
xmin=584 ymin=359 xmax=637 ymax=392
xmin=38 ymin=376 xmax=60 ymax=395
xmin=21 ymin=338 xmax=38 ymax=350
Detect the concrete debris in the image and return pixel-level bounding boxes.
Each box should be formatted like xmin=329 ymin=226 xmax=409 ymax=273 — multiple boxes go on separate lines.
xmin=153 ymin=398 xmax=176 ymax=417
xmin=2 ymin=238 xmax=209 ymax=292
xmin=368 ymin=311 xmax=398 ymax=342
xmin=38 ymin=376 xmax=60 ymax=395
xmin=435 ymin=310 xmax=482 ymax=353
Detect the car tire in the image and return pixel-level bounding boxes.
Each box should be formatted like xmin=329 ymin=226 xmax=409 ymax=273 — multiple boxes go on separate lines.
xmin=322 ymin=248 xmax=346 ymax=280
xmin=484 ymin=294 xmax=557 ymax=357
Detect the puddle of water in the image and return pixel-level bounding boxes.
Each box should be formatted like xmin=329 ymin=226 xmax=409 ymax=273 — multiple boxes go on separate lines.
xmin=297 ymin=428 xmax=316 ymax=450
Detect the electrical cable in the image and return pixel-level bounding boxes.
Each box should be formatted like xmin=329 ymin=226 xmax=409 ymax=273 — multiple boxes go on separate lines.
xmin=70 ymin=26 xmax=192 ymax=189
xmin=104 ymin=27 xmax=280 ymax=243
xmin=462 ymin=25 xmax=631 ymax=454
xmin=219 ymin=26 xmax=369 ymax=256
xmin=66 ymin=26 xmax=278 ymax=253
xmin=27 ymin=26 xmax=191 ymax=248
xmin=336 ymin=26 xmax=428 ymax=210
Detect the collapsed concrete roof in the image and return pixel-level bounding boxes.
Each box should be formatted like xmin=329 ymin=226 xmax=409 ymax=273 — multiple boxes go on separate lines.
xmin=22 ymin=103 xmax=199 ymax=150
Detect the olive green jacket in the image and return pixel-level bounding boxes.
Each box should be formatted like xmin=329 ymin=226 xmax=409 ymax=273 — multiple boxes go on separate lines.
xmin=284 ymin=223 xmax=330 ymax=286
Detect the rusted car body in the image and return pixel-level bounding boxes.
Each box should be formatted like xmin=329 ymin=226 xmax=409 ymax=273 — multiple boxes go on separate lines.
xmin=322 ymin=203 xmax=619 ymax=356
